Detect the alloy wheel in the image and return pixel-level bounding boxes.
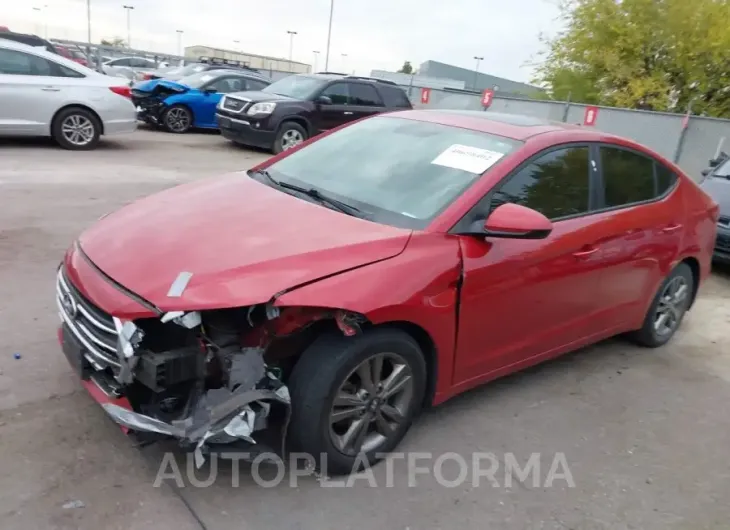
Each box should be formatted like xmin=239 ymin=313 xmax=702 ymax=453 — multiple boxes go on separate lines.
xmin=166 ymin=107 xmax=190 ymax=132
xmin=61 ymin=115 xmax=95 ymax=146
xmin=281 ymin=129 xmax=304 ymax=150
xmin=654 ymin=275 xmax=689 ymax=336
xmin=328 ymin=352 xmax=414 ymax=456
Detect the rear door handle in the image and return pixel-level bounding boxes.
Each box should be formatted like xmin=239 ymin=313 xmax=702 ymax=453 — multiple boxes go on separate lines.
xmin=343 ymin=111 xmax=354 ymax=115
xmin=41 ymin=87 xmax=60 ymax=92
xmin=573 ymin=246 xmax=599 ymax=259
xmin=662 ymin=223 xmax=683 ymax=234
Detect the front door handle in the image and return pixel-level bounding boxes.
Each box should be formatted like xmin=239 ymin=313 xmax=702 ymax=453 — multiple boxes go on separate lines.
xmin=41 ymin=87 xmax=60 ymax=92
xmin=573 ymin=246 xmax=599 ymax=259
xmin=662 ymin=223 xmax=683 ymax=234
xmin=343 ymin=111 xmax=354 ymax=115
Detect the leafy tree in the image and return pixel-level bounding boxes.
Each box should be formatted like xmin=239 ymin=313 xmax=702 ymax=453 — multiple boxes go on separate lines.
xmin=397 ymin=61 xmax=413 ymax=74
xmin=101 ymin=37 xmax=126 ymax=47
xmin=532 ymin=0 xmax=730 ymax=117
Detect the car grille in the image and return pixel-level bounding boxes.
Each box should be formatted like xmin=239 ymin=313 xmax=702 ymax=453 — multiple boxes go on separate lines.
xmin=222 ymin=96 xmax=248 ymax=113
xmin=56 ymin=267 xmax=121 ymax=371
xmin=717 ymin=233 xmax=730 ymax=253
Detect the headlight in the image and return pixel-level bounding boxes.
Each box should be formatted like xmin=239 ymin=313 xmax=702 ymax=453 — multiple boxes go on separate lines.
xmin=247 ymin=102 xmax=276 ymax=116
xmin=217 ymin=96 xmax=226 ymax=109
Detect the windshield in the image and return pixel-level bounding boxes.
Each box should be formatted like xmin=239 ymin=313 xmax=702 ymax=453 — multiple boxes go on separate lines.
xmin=262 ymin=75 xmax=327 ymax=99
xmin=713 ymin=157 xmax=730 ymax=178
xmin=178 ymin=72 xmax=217 ymax=88
xmin=171 ymin=64 xmax=207 ymax=76
xmin=263 ymin=116 xmax=522 ymax=229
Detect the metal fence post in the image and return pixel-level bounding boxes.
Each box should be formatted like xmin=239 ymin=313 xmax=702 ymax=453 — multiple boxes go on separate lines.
xmin=561 ymin=91 xmax=572 ymax=123
xmin=673 ymin=100 xmax=694 ymax=164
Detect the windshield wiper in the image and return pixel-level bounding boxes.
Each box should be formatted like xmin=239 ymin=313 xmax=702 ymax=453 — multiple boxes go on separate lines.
xmin=249 ymin=169 xmax=364 ymax=217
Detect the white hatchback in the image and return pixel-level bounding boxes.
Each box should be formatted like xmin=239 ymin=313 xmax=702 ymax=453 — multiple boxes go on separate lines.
xmin=0 ymin=38 xmax=137 ymax=150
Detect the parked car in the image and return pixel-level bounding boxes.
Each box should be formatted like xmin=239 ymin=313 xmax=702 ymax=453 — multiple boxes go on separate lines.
xmin=700 ymin=151 xmax=730 ymax=263
xmin=55 ymin=110 xmax=717 ymax=474
xmin=144 ymin=59 xmax=266 ymax=82
xmin=131 ymin=69 xmax=271 ymax=133
xmin=0 ymin=31 xmax=57 ymax=53
xmin=0 ymin=39 xmax=136 ymax=149
xmin=216 ymin=72 xmax=413 ymax=153
xmin=102 ymin=56 xmax=158 ymax=80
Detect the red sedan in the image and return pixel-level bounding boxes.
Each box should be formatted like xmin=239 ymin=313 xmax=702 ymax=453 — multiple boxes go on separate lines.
xmin=56 ymin=110 xmax=718 ymax=475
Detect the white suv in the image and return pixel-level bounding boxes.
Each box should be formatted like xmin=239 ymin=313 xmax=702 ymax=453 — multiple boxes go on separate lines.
xmin=0 ymin=38 xmax=137 ymax=150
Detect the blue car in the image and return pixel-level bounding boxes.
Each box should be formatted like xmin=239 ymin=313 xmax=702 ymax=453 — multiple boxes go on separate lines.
xmin=131 ymin=69 xmax=271 ymax=133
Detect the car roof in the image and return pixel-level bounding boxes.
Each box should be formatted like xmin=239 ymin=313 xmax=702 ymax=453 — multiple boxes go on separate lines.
xmin=389 ymin=109 xmax=591 ymax=141
xmin=0 ymin=37 xmax=97 ymax=74
xmin=196 ymin=68 xmax=269 ymax=80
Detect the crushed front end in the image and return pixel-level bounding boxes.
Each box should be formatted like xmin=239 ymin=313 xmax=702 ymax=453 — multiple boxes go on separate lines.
xmin=55 ymin=264 xmax=297 ymax=466
xmin=131 ymin=82 xmax=186 ymax=125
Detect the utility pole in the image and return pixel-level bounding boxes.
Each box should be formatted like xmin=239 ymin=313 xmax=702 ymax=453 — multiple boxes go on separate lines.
xmin=287 ymin=30 xmax=297 ymax=71
xmin=341 ymin=53 xmax=348 ymax=72
xmin=32 ymin=7 xmax=41 ymax=36
xmin=324 ymin=0 xmax=333 ymax=70
xmin=122 ymin=5 xmax=134 ymax=48
xmin=473 ymin=56 xmax=484 ymax=91
xmin=312 ymin=50 xmax=320 ymax=73
xmin=176 ymin=29 xmax=183 ymax=56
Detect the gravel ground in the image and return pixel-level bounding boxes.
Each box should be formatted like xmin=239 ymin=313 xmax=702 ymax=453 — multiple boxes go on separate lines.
xmin=0 ymin=129 xmax=729 ymax=530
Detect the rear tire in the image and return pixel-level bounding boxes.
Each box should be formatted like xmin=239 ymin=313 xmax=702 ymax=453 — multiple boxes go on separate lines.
xmin=629 ymin=262 xmax=693 ymax=347
xmin=273 ymin=121 xmax=307 ymax=154
xmin=51 ymin=107 xmax=101 ymax=150
xmin=287 ymin=328 xmax=426 ymax=476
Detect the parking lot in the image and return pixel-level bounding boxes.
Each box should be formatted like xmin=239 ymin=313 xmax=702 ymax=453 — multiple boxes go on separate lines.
xmin=1 ymin=129 xmax=730 ymax=530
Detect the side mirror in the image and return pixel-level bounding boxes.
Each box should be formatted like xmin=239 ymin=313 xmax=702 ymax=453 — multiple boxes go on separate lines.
xmin=203 ymin=88 xmax=217 ymax=95
xmin=316 ymin=95 xmax=332 ymax=105
xmin=702 ymin=168 xmax=712 ymax=177
xmin=709 ymin=159 xmax=720 ymax=168
xmin=483 ymin=203 xmax=553 ymax=239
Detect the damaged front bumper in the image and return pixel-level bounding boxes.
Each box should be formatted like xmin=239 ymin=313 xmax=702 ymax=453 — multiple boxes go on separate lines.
xmin=56 ymin=265 xmax=293 ymax=466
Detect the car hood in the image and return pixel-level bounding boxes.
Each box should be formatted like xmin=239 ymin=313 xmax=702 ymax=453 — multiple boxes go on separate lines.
xmin=700 ymin=176 xmax=730 ymax=214
xmin=226 ymin=90 xmax=295 ymax=103
xmin=77 ymin=174 xmax=411 ymax=312
xmin=133 ymin=78 xmax=189 ymax=93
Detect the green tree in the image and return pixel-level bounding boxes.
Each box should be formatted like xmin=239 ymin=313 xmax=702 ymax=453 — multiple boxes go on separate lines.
xmin=397 ymin=61 xmax=413 ymax=74
xmin=532 ymin=0 xmax=730 ymax=116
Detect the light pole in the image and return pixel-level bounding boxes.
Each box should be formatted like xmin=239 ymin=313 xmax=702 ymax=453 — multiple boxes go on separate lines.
xmin=287 ymin=30 xmax=297 ymax=71
xmin=324 ymin=0 xmax=334 ymax=70
xmin=473 ymin=56 xmax=484 ymax=91
xmin=32 ymin=7 xmax=41 ymax=36
xmin=233 ymin=39 xmax=240 ymax=55
xmin=86 ymin=0 xmax=92 ymax=56
xmin=176 ymin=29 xmax=183 ymax=56
xmin=341 ymin=53 xmax=348 ymax=72
xmin=312 ymin=50 xmax=320 ymax=73
xmin=123 ymin=5 xmax=134 ymax=48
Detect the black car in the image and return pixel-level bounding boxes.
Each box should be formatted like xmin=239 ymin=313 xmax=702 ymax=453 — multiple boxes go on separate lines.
xmin=215 ymin=73 xmax=413 ymax=153
xmin=701 ymin=152 xmax=730 ymax=263
xmin=0 ymin=31 xmax=57 ymax=54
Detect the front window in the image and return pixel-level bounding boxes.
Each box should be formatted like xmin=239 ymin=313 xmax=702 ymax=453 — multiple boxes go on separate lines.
xmin=261 ymin=116 xmax=522 ymax=229
xmin=262 ymin=75 xmax=328 ymax=99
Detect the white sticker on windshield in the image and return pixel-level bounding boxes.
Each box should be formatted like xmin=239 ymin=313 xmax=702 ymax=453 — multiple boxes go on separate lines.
xmin=431 ymin=144 xmax=505 ymax=174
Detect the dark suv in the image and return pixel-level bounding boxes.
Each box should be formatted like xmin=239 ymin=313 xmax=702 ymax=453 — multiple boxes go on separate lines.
xmin=215 ymin=73 xmax=413 ymax=153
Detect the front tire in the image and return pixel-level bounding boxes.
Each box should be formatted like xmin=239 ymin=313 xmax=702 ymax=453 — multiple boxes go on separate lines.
xmin=162 ymin=104 xmax=192 ymax=133
xmin=629 ymin=262 xmax=693 ymax=347
xmin=273 ymin=121 xmax=307 ymax=154
xmin=287 ymin=328 xmax=427 ymax=475
xmin=51 ymin=107 xmax=101 ymax=150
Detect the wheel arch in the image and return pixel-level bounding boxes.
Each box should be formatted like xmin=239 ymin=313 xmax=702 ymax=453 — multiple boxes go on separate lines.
xmin=277 ymin=116 xmax=312 ymax=136
xmin=680 ymin=256 xmax=700 ymax=309
xmin=51 ymin=104 xmax=104 ymax=135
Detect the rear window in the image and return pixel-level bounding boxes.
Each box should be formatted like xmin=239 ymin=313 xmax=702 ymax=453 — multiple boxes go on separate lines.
xmin=379 ymin=85 xmax=412 ymax=109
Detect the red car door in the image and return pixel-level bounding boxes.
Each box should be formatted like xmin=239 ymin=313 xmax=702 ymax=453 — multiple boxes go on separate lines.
xmin=452 ymin=144 xmax=617 ymax=385
xmin=591 ymin=146 xmax=684 ymax=326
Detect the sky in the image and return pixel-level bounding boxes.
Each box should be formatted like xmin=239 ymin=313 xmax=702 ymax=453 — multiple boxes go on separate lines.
xmin=3 ymin=0 xmax=564 ymax=82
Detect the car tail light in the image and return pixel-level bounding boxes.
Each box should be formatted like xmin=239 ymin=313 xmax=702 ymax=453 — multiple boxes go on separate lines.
xmin=109 ymin=86 xmax=132 ymax=98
